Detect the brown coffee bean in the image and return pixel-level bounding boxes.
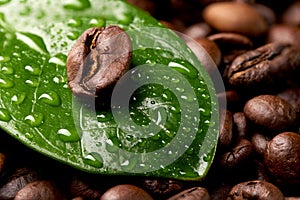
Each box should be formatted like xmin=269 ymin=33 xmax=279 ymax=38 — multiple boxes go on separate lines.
xmin=219 ymin=109 xmax=233 ymax=148
xmin=264 ymin=132 xmax=300 ymax=184
xmin=252 ymin=3 xmax=276 ymax=26
xmin=126 ymin=0 xmax=155 ymax=15
xmin=277 ymin=88 xmax=300 ymax=115
xmin=203 ymin=2 xmax=267 ymax=37
xmin=69 ymin=177 xmax=101 ymax=199
xmin=0 ymin=168 xmax=40 ymax=200
xmin=251 ymin=132 xmax=270 ymax=156
xmin=66 ymin=25 xmax=132 ymax=97
xmin=14 ymin=180 xmax=65 ymax=200
xmin=208 ymin=32 xmax=253 ymax=64
xmin=220 ymin=139 xmax=252 ymax=170
xmin=267 ymin=24 xmax=300 ymax=49
xmin=183 ymin=23 xmax=211 ymax=39
xmin=142 ymin=179 xmax=183 ymax=198
xmin=233 ymin=112 xmax=247 ymax=138
xmin=100 ymin=184 xmax=153 ymax=200
xmin=282 ymin=1 xmax=300 ymax=26
xmin=217 ymin=90 xmax=241 ymax=109
xmin=227 ymin=43 xmax=300 ymax=89
xmin=167 ymin=187 xmax=210 ymax=200
xmin=226 ymin=180 xmax=284 ymax=200
xmin=244 ymin=95 xmax=297 ymax=131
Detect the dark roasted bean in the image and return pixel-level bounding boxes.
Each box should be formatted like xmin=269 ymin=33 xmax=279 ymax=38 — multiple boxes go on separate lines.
xmin=219 ymin=109 xmax=233 ymax=148
xmin=233 ymin=112 xmax=247 ymax=138
xmin=264 ymin=132 xmax=300 ymax=184
xmin=244 ymin=95 xmax=297 ymax=131
xmin=251 ymin=132 xmax=270 ymax=156
xmin=142 ymin=179 xmax=183 ymax=198
xmin=226 ymin=180 xmax=284 ymax=200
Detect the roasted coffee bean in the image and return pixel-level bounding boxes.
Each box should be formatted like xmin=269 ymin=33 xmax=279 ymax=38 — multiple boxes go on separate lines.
xmin=267 ymin=24 xmax=300 ymax=49
xmin=277 ymin=88 xmax=300 ymax=115
xmin=69 ymin=177 xmax=101 ymax=199
xmin=264 ymin=132 xmax=300 ymax=184
xmin=0 ymin=168 xmax=40 ymax=199
xmin=14 ymin=180 xmax=65 ymax=200
xmin=167 ymin=187 xmax=210 ymax=200
xmin=251 ymin=132 xmax=270 ymax=156
xmin=252 ymin=3 xmax=276 ymax=26
xmin=243 ymin=95 xmax=297 ymax=131
xmin=227 ymin=43 xmax=300 ymax=90
xmin=183 ymin=23 xmax=211 ymax=39
xmin=208 ymin=33 xmax=253 ymax=64
xmin=282 ymin=1 xmax=300 ymax=25
xmin=219 ymin=109 xmax=233 ymax=148
xmin=217 ymin=90 xmax=241 ymax=109
xmin=233 ymin=112 xmax=247 ymax=138
xmin=66 ymin=25 xmax=132 ymax=97
xmin=220 ymin=139 xmax=252 ymax=170
xmin=126 ymin=0 xmax=155 ymax=15
xmin=142 ymin=179 xmax=183 ymax=198
xmin=226 ymin=180 xmax=284 ymax=200
xmin=203 ymin=2 xmax=267 ymax=37
xmin=100 ymin=184 xmax=153 ymax=200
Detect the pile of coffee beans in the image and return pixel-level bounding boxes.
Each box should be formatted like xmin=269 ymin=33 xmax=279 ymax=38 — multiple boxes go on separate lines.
xmin=1 ymin=0 xmax=300 ymax=199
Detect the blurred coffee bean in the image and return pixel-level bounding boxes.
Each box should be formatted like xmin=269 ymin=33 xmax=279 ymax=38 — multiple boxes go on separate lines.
xmin=252 ymin=3 xmax=276 ymax=26
xmin=208 ymin=32 xmax=253 ymax=64
xmin=277 ymin=88 xmax=300 ymax=117
xmin=264 ymin=132 xmax=300 ymax=184
xmin=217 ymin=90 xmax=241 ymax=109
xmin=167 ymin=187 xmax=210 ymax=200
xmin=203 ymin=2 xmax=268 ymax=37
xmin=0 ymin=168 xmax=40 ymax=199
xmin=244 ymin=95 xmax=297 ymax=132
xmin=220 ymin=139 xmax=252 ymax=170
xmin=183 ymin=23 xmax=211 ymax=39
xmin=285 ymin=198 xmax=300 ymax=200
xmin=14 ymin=180 xmax=65 ymax=200
xmin=233 ymin=112 xmax=247 ymax=138
xmin=226 ymin=180 xmax=284 ymax=200
xmin=251 ymin=132 xmax=270 ymax=156
xmin=0 ymin=152 xmax=5 ymax=174
xmin=254 ymin=160 xmax=270 ymax=181
xmin=126 ymin=0 xmax=155 ymax=15
xmin=219 ymin=109 xmax=233 ymax=148
xmin=142 ymin=179 xmax=183 ymax=198
xmin=69 ymin=177 xmax=102 ymax=199
xmin=227 ymin=43 xmax=300 ymax=90
xmin=186 ymin=37 xmax=221 ymax=68
xmin=282 ymin=1 xmax=300 ymax=25
xmin=267 ymin=24 xmax=300 ymax=49
xmin=100 ymin=184 xmax=153 ymax=200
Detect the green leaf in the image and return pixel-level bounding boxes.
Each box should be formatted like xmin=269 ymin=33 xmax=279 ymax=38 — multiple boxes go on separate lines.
xmin=0 ymin=0 xmax=219 ymax=180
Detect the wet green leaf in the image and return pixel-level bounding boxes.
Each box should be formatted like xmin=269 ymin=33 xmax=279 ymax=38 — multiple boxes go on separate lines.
xmin=0 ymin=0 xmax=219 ymax=180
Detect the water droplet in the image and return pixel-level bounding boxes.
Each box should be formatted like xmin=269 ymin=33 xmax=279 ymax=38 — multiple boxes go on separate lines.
xmin=168 ymin=60 xmax=198 ymax=79
xmin=0 ymin=108 xmax=11 ymax=122
xmin=16 ymin=32 xmax=48 ymax=54
xmin=105 ymin=139 xmax=118 ymax=153
xmin=25 ymin=79 xmax=39 ymax=87
xmin=176 ymin=87 xmax=185 ymax=93
xmin=67 ymin=18 xmax=82 ymax=27
xmin=48 ymin=55 xmax=66 ymax=66
xmin=63 ymin=0 xmax=91 ymax=10
xmin=67 ymin=31 xmax=79 ymax=40
xmin=24 ymin=113 xmax=44 ymax=127
xmin=38 ymin=91 xmax=61 ymax=106
xmin=97 ymin=112 xmax=112 ymax=122
xmin=171 ymin=77 xmax=180 ymax=83
xmin=121 ymin=157 xmax=138 ymax=171
xmin=24 ymin=65 xmax=41 ymax=75
xmin=0 ymin=56 xmax=10 ymax=62
xmin=57 ymin=128 xmax=80 ymax=142
xmin=24 ymin=132 xmax=33 ymax=140
xmin=89 ymin=18 xmax=105 ymax=27
xmin=11 ymin=92 xmax=26 ymax=105
xmin=0 ymin=78 xmax=14 ymax=88
xmin=203 ymin=154 xmax=211 ymax=162
xmin=83 ymin=152 xmax=103 ymax=168
xmin=0 ymin=66 xmax=14 ymax=75
xmin=53 ymin=75 xmax=67 ymax=84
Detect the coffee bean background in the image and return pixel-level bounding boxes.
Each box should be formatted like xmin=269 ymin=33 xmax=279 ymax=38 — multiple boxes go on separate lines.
xmin=1 ymin=0 xmax=300 ymax=199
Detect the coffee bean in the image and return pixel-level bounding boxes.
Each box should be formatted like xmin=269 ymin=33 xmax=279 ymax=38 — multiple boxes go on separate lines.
xmin=183 ymin=23 xmax=211 ymax=39
xmin=226 ymin=180 xmax=284 ymax=200
xmin=264 ymin=132 xmax=300 ymax=184
xmin=267 ymin=24 xmax=300 ymax=49
xmin=66 ymin=25 xmax=132 ymax=97
xmin=100 ymin=184 xmax=153 ymax=200
xmin=14 ymin=180 xmax=65 ymax=200
xmin=252 ymin=3 xmax=276 ymax=26
xmin=277 ymin=88 xmax=300 ymax=115
xmin=282 ymin=1 xmax=300 ymax=26
xmin=243 ymin=95 xmax=297 ymax=131
xmin=69 ymin=177 xmax=101 ymax=199
xmin=233 ymin=112 xmax=247 ymax=138
xmin=126 ymin=0 xmax=155 ymax=15
xmin=142 ymin=179 xmax=183 ymax=198
xmin=0 ymin=168 xmax=40 ymax=200
xmin=0 ymin=152 xmax=5 ymax=174
xmin=219 ymin=109 xmax=233 ymax=148
xmin=167 ymin=187 xmax=210 ymax=200
xmin=220 ymin=139 xmax=252 ymax=170
xmin=203 ymin=2 xmax=268 ymax=37
xmin=227 ymin=43 xmax=300 ymax=90
xmin=251 ymin=132 xmax=270 ymax=156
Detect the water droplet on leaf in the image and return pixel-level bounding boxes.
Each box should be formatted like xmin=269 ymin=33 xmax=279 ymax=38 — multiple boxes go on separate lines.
xmin=0 ymin=108 xmax=11 ymax=122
